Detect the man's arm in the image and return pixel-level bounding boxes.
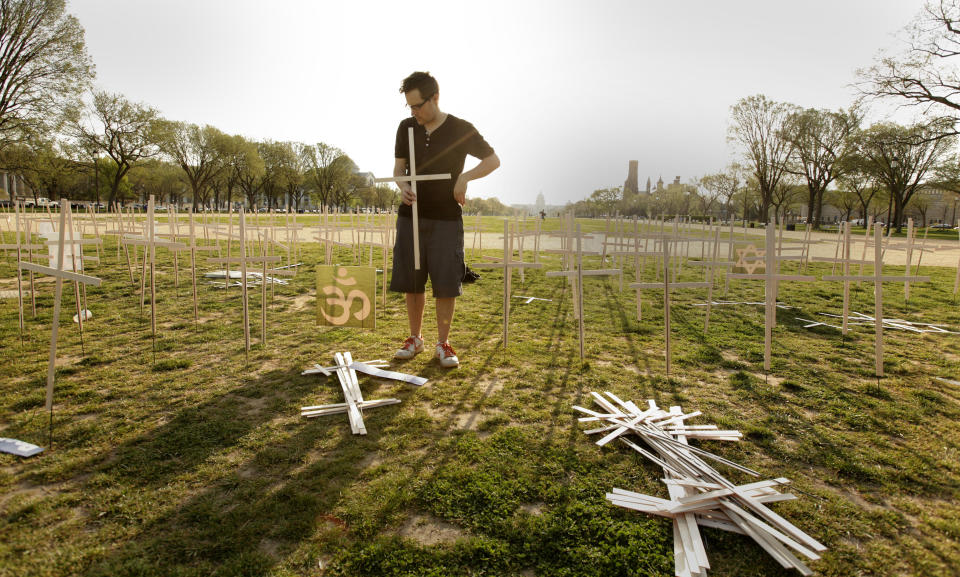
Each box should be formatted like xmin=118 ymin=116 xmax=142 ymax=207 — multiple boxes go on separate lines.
xmin=394 ymin=158 xmax=415 ymax=205
xmin=453 ymin=152 xmax=500 ymax=206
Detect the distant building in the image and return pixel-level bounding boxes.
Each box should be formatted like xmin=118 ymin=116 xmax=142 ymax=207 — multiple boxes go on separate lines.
xmin=623 ymin=160 xmax=639 ymax=196
xmin=535 ymin=192 xmax=545 ymax=213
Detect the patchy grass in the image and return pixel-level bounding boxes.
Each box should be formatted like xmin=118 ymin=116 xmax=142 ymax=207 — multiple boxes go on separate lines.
xmin=1 ymin=218 xmax=959 ymax=576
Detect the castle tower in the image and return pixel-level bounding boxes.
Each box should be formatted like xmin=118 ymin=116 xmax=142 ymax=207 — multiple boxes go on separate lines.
xmin=624 ymin=160 xmax=639 ymax=196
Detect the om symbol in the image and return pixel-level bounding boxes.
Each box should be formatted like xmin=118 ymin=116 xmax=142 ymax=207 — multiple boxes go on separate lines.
xmin=321 ymin=267 xmax=372 ymax=325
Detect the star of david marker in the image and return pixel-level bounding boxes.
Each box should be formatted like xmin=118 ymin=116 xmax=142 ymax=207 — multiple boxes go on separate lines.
xmin=374 ymin=126 xmax=451 ymax=270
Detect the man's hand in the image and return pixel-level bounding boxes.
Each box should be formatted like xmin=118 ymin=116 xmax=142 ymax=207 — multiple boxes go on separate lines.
xmin=400 ymin=182 xmax=415 ymax=206
xmin=453 ymin=175 xmax=468 ymax=206
xmin=454 ymin=153 xmax=499 ymax=207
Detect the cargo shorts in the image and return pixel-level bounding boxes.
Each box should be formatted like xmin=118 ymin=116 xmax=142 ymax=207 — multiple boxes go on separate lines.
xmin=389 ymin=215 xmax=465 ymax=298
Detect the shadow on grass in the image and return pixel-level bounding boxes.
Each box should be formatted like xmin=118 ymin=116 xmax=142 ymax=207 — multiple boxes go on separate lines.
xmin=73 ymin=362 xmax=417 ymax=575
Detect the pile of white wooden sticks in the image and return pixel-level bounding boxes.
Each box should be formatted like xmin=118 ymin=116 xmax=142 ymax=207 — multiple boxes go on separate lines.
xmin=575 ymin=392 xmax=826 ymax=577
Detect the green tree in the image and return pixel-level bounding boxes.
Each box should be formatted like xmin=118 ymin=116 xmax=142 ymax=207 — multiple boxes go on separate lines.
xmin=259 ymin=140 xmax=297 ymax=210
xmin=858 ymin=121 xmax=954 ymax=232
xmin=157 ymin=121 xmax=228 ymax=211
xmin=330 ymin=156 xmax=361 ymax=209
xmin=373 ymin=184 xmax=398 ymax=211
xmin=211 ymin=134 xmax=256 ymax=211
xmin=71 ymin=91 xmax=163 ymax=207
xmin=303 ymin=142 xmax=351 ymax=209
xmin=234 ymin=138 xmax=265 ymax=210
xmin=784 ymin=106 xmax=861 ymax=229
xmin=286 ymin=142 xmax=309 ymax=211
xmin=463 ymin=196 xmax=517 ymax=216
xmin=127 ymin=158 xmax=182 ymax=206
xmin=589 ymin=187 xmax=621 ymax=216
xmin=837 ymin=152 xmax=883 ymax=220
xmin=95 ymin=156 xmax=133 ymax=202
xmin=0 ymin=0 xmax=94 ymax=149
xmin=825 ymin=186 xmax=860 ymax=222
xmin=0 ymin=136 xmax=81 ymax=201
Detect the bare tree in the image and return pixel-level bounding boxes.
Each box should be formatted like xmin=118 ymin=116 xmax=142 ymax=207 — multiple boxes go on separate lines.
xmin=729 ymin=95 xmax=796 ymax=222
xmin=71 ymin=91 xmax=163 ymax=206
xmin=859 ymin=1 xmax=960 ymax=135
xmin=784 ymin=107 xmax=862 ymax=229
xmin=0 ymin=0 xmax=94 ymax=149
xmin=770 ymin=175 xmax=803 ymax=225
xmin=699 ymin=164 xmax=742 ymax=220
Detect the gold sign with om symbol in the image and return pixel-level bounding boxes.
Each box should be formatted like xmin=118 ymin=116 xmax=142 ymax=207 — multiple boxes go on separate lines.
xmin=316 ymin=265 xmax=376 ymax=328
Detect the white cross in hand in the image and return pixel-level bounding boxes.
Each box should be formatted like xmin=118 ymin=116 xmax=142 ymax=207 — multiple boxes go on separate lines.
xmin=374 ymin=126 xmax=450 ymax=270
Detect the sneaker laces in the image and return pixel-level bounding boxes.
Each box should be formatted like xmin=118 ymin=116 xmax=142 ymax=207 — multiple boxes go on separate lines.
xmin=402 ymin=336 xmax=420 ymax=349
xmin=438 ymin=342 xmax=457 ymax=357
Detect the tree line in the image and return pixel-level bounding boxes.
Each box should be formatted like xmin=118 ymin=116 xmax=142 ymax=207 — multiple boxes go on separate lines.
xmin=0 ymin=0 xmax=522 ymax=216
xmin=0 ymin=1 xmax=400 ymax=212
xmin=569 ymin=1 xmax=960 ymax=234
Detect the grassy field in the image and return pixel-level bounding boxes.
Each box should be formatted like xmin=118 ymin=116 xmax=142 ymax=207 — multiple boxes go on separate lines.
xmin=1 ymin=219 xmax=959 ymax=577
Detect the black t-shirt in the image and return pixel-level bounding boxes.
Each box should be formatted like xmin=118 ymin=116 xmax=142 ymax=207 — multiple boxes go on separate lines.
xmin=395 ymin=114 xmax=494 ymax=221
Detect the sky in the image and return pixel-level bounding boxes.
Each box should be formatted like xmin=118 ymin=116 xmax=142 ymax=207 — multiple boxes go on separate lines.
xmin=67 ymin=0 xmax=927 ymax=207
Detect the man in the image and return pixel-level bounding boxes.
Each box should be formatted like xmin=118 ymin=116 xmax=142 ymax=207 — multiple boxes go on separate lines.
xmin=390 ymin=71 xmax=500 ymax=368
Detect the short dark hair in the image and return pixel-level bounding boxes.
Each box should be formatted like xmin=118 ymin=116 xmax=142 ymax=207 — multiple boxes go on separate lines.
xmin=400 ymin=71 xmax=438 ymax=99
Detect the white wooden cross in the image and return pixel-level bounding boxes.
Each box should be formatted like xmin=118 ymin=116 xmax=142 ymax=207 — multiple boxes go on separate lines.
xmin=208 ymin=207 xmax=282 ymax=353
xmin=823 ymin=224 xmax=929 ymax=378
xmin=300 ymin=352 xmax=394 ymax=435
xmin=17 ymin=201 xmax=101 ymax=442
xmin=514 ymin=295 xmax=551 ymax=304
xmin=630 ymin=240 xmax=711 ymax=377
xmin=465 ymin=213 xmax=483 ymax=259
xmin=300 ymin=351 xmax=426 ymax=434
xmin=811 ymin=222 xmax=872 ymax=335
xmin=472 ymin=220 xmax=543 ymax=347
xmin=0 ymin=202 xmax=45 ymax=339
xmin=181 ymin=208 xmax=220 ymax=324
xmin=545 ymin=224 xmax=621 ymax=360
xmin=374 ymin=126 xmax=451 ymax=270
xmin=686 ymin=223 xmax=734 ymax=314
xmin=728 ymin=223 xmax=816 ymax=373
xmin=121 ymin=196 xmax=188 ymax=350
xmin=104 ymin=202 xmax=136 ymax=282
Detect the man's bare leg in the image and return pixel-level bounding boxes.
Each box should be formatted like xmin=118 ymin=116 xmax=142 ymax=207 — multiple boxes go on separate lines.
xmin=406 ymin=293 xmax=425 ymax=338
xmin=436 ymin=297 xmax=456 ymax=343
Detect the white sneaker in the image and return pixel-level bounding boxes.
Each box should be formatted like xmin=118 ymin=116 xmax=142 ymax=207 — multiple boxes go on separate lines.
xmin=394 ymin=335 xmax=424 ymax=359
xmin=435 ymin=342 xmax=460 ymax=368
